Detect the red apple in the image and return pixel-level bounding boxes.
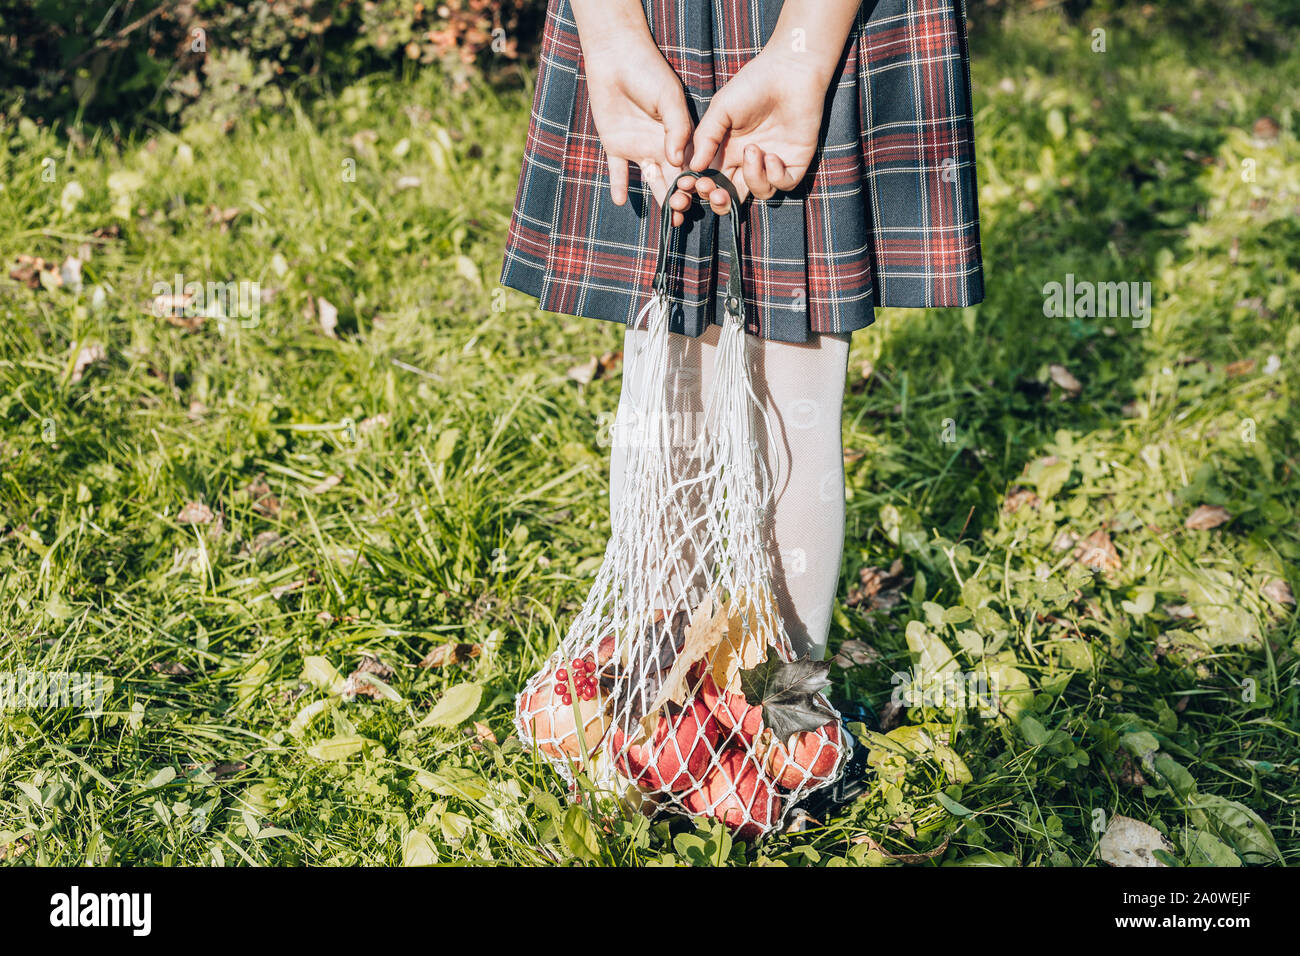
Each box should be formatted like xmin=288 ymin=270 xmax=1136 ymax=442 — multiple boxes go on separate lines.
xmin=766 ymin=720 xmax=843 ymax=790
xmin=517 ymin=668 xmax=609 ymax=761
xmin=681 ymin=747 xmax=781 ymax=840
xmin=695 ymin=670 xmax=763 ymax=741
xmin=610 ymin=698 xmax=718 ymax=792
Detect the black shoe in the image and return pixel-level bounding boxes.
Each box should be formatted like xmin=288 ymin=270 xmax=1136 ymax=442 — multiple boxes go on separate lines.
xmin=786 ymin=700 xmax=877 ymax=826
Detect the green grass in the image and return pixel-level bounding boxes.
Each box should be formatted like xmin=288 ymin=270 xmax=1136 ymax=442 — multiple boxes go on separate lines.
xmin=1 ymin=7 xmax=1297 ymax=866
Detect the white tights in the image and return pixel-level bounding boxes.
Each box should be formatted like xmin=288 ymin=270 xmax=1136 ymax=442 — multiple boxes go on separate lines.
xmin=608 ymin=322 xmax=850 ymax=660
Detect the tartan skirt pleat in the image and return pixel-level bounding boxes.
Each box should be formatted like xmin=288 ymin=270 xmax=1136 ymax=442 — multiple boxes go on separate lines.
xmin=500 ymin=0 xmax=984 ymax=343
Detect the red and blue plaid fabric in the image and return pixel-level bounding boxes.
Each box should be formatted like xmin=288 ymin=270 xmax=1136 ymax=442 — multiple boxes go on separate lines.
xmin=501 ymin=0 xmax=984 ymax=342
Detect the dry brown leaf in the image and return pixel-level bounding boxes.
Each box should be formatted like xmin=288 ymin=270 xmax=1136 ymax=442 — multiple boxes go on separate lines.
xmin=1052 ymin=529 xmax=1079 ymax=552
xmin=1185 ymin=504 xmax=1231 ymax=530
xmin=1261 ymin=577 xmax=1295 ymax=606
xmin=70 ymin=343 xmax=106 ymax=383
xmin=878 ymin=698 xmax=905 ymax=732
xmin=243 ymin=477 xmax=281 ymax=517
xmin=270 ymin=579 xmax=305 ymax=599
xmin=846 ymin=559 xmax=909 ymax=610
xmin=472 ymin=720 xmax=497 ymax=744
xmin=709 ymin=592 xmax=771 ymax=695
xmin=177 ymin=501 xmax=213 ymax=525
xmin=1003 ymin=486 xmax=1041 ymax=514
xmin=309 ymin=474 xmax=342 ymax=494
xmin=1224 ymin=358 xmax=1256 ymax=377
xmin=419 ymin=642 xmax=481 ymax=668
xmin=850 ymin=832 xmax=951 ymax=863
xmin=833 ymin=639 xmax=881 ymax=669
xmin=567 ymin=356 xmax=599 ymax=385
xmin=343 ymin=655 xmax=395 ymax=700
xmin=317 ymin=296 xmax=338 ymax=337
xmin=152 ymin=661 xmax=194 ymax=677
xmin=1252 ymin=116 xmax=1281 ymax=140
xmin=650 ymin=594 xmax=731 ymax=712
xmin=0 ymin=836 xmax=31 ymax=862
xmin=1048 ymin=363 xmax=1082 ymax=397
xmin=1074 ymin=529 xmax=1121 ymax=573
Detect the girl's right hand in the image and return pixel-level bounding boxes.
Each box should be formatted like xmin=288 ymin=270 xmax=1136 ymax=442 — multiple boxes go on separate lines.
xmin=582 ymin=39 xmax=694 ymax=217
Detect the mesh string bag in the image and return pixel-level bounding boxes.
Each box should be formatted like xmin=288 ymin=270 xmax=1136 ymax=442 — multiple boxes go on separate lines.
xmin=515 ymin=171 xmax=852 ymax=839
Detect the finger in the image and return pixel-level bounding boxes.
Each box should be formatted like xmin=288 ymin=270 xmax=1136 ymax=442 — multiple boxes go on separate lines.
xmin=690 ymin=102 xmax=731 ymax=172
xmin=765 ymin=152 xmax=799 ymax=192
xmin=659 ymin=90 xmax=693 ymax=169
xmin=743 ymin=144 xmax=774 ymax=200
xmin=642 ymin=161 xmax=666 ymax=207
xmin=608 ymin=153 xmax=629 ymax=206
xmin=668 ymin=181 xmax=694 ymax=227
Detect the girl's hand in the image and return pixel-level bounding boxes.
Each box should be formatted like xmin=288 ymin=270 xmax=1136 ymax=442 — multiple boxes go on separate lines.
xmin=582 ymin=38 xmax=694 ymax=212
xmin=669 ymin=47 xmax=829 ymax=220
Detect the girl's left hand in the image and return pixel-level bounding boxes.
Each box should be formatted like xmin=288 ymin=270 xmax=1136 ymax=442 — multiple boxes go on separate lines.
xmin=668 ymin=48 xmax=830 ymax=221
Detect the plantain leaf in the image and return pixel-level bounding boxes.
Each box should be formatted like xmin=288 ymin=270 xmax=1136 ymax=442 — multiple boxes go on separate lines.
xmin=739 ymin=655 xmax=838 ymax=743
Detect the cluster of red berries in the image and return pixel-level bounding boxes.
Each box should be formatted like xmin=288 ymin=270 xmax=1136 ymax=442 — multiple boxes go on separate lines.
xmin=555 ymin=656 xmax=598 ymax=705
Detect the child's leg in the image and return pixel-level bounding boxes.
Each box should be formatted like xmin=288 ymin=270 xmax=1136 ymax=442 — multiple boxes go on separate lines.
xmin=747 ymin=333 xmax=851 ymax=660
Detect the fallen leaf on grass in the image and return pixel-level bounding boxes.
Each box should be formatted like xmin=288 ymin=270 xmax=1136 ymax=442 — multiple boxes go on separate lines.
xmin=70 ymin=343 xmax=106 ymax=383
xmin=1048 ymin=363 xmax=1082 ymax=397
xmin=472 ymin=720 xmax=497 ymax=743
xmin=832 ymin=639 xmax=881 ymax=669
xmin=419 ymin=642 xmax=481 ymax=668
xmin=566 ymin=350 xmax=622 ymax=385
xmin=317 ymin=296 xmax=338 ymax=337
xmin=270 ymin=579 xmax=305 ymax=599
xmin=417 ymin=682 xmax=483 ymax=728
xmin=878 ymin=698 xmax=905 ymax=731
xmin=851 ymin=832 xmax=951 ymax=864
xmin=1003 ymin=486 xmax=1041 ymax=514
xmin=845 ymin=558 xmax=909 ymax=611
xmin=0 ymin=836 xmax=31 ymax=862
xmin=1224 ymin=358 xmax=1256 ymax=377
xmin=177 ymin=501 xmax=214 ymax=525
xmin=152 ymin=661 xmax=194 ymax=677
xmin=9 ymin=254 xmax=53 ymax=289
xmin=1074 ymin=529 xmax=1121 ymax=573
xmin=206 ymin=205 xmax=240 ymax=230
xmin=243 ymin=476 xmax=281 ymax=517
xmin=1099 ymin=815 xmax=1173 ymax=867
xmin=1252 ymin=116 xmax=1281 ymax=140
xmin=342 ymin=655 xmax=396 ymax=700
xmin=1261 ymin=577 xmax=1295 ymax=606
xmin=309 ymin=474 xmax=341 ymax=494
xmin=1185 ymin=505 xmax=1231 ymax=530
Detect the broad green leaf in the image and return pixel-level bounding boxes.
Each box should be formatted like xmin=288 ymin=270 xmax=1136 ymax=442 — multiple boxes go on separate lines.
xmin=146 ymin=767 xmax=176 ymax=788
xmin=560 ymin=805 xmax=601 ymax=863
xmin=1186 ymin=794 xmax=1282 ymax=865
xmin=305 ymin=735 xmax=370 ymax=761
xmin=302 ymin=656 xmax=344 ymax=693
xmin=1180 ymin=827 xmax=1241 ymax=867
xmin=417 ymin=682 xmax=482 ymax=728
xmin=420 ymin=764 xmax=488 ymax=800
xmin=402 ymin=829 xmax=439 ymax=866
xmin=935 ymin=791 xmax=973 ymax=817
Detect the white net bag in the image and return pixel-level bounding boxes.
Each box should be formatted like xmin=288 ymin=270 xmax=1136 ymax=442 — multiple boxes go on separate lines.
xmin=515 ymin=171 xmax=852 ymax=839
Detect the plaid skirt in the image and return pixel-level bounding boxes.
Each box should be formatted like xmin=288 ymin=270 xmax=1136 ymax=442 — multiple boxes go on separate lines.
xmin=500 ymin=0 xmax=984 ymax=343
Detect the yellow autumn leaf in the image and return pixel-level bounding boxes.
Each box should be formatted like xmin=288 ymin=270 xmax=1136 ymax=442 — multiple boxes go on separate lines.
xmin=649 ymin=594 xmax=730 ymax=712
